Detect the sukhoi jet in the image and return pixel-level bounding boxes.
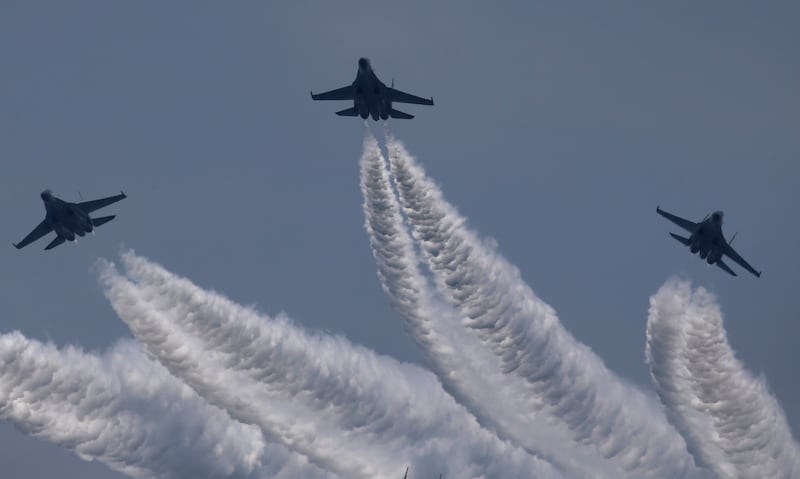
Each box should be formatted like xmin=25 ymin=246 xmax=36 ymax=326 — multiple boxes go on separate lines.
xmin=311 ymin=58 xmax=434 ymax=120
xmin=13 ymin=190 xmax=127 ymax=250
xmin=656 ymin=206 xmax=761 ymax=277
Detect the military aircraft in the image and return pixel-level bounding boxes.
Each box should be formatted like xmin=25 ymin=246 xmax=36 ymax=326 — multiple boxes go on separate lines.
xmin=656 ymin=206 xmax=761 ymax=277
xmin=311 ymin=58 xmax=434 ymax=120
xmin=13 ymin=190 xmax=127 ymax=250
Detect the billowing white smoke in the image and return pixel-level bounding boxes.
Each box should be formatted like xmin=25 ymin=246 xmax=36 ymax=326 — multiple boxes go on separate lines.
xmin=646 ymin=280 xmax=800 ymax=479
xmin=0 ymin=332 xmax=329 ymax=479
xmin=384 ymin=137 xmax=701 ymax=478
xmin=100 ymin=252 xmax=565 ymax=479
xmin=360 ymin=132 xmax=622 ymax=478
xmin=8 ymin=131 xmax=795 ymax=479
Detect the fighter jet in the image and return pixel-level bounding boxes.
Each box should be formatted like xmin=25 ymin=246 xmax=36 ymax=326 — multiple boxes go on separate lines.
xmin=656 ymin=206 xmax=761 ymax=277
xmin=311 ymin=58 xmax=434 ymax=120
xmin=13 ymin=190 xmax=127 ymax=250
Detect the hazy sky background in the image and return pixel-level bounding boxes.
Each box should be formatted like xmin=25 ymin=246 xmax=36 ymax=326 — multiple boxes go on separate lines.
xmin=1 ymin=2 xmax=797 ymax=477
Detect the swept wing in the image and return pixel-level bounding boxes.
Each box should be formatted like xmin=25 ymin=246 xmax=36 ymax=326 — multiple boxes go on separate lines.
xmin=656 ymin=206 xmax=697 ymax=232
xmin=78 ymin=192 xmax=127 ymax=214
xmin=13 ymin=219 xmax=52 ymax=249
xmin=724 ymin=243 xmax=761 ymax=278
xmin=310 ymin=86 xmax=353 ymax=101
xmin=388 ymin=87 xmax=434 ymax=105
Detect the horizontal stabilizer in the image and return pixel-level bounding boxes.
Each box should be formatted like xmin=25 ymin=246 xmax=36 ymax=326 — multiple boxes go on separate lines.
xmin=44 ymin=236 xmax=66 ymax=250
xmin=669 ymin=232 xmax=691 ymax=246
xmin=389 ymin=108 xmax=414 ymax=120
xmin=91 ymin=215 xmax=116 ymax=227
xmin=335 ymin=107 xmax=359 ymax=117
xmin=715 ymin=258 xmax=737 ymax=276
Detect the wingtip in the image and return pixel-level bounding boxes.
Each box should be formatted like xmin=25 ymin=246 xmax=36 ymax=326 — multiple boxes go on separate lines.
xmin=12 ymin=242 xmax=20 ymax=250
xmin=121 ymin=190 xmax=127 ymax=198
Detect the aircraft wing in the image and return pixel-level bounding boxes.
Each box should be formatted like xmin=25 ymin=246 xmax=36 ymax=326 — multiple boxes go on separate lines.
xmin=310 ymin=86 xmax=353 ymax=101
xmin=388 ymin=87 xmax=434 ymax=105
xmin=656 ymin=206 xmax=697 ymax=233
xmin=77 ymin=192 xmax=127 ymax=214
xmin=13 ymin=219 xmax=52 ymax=249
xmin=724 ymin=243 xmax=761 ymax=278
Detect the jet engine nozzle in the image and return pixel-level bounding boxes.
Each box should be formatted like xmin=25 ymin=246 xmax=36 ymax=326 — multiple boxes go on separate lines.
xmin=54 ymin=223 xmax=75 ymax=242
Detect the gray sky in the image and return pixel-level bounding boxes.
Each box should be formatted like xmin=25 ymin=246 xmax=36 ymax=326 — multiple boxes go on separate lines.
xmin=1 ymin=2 xmax=797 ymax=477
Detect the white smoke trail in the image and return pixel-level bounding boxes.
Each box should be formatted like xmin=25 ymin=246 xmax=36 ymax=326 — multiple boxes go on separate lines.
xmin=100 ymin=252 xmax=565 ymax=479
xmin=360 ymin=131 xmax=622 ymax=478
xmin=384 ymin=136 xmax=702 ymax=478
xmin=646 ymin=280 xmax=800 ymax=479
xmin=0 ymin=331 xmax=330 ymax=479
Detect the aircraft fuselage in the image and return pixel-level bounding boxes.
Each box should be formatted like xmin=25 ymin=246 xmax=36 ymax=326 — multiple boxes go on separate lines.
xmin=311 ymin=58 xmax=432 ymax=120
xmin=658 ymin=206 xmax=760 ymax=277
xmin=687 ymin=211 xmax=725 ymax=264
xmin=352 ymin=58 xmax=392 ymax=121
xmin=41 ymin=191 xmax=93 ymax=242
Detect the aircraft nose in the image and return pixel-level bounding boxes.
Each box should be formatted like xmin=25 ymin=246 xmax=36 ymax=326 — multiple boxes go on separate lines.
xmin=40 ymin=189 xmax=52 ymax=201
xmin=358 ymin=57 xmax=370 ymax=70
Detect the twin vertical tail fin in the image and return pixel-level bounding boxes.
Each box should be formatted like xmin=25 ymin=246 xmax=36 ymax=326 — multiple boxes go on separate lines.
xmin=669 ymin=232 xmax=691 ymax=246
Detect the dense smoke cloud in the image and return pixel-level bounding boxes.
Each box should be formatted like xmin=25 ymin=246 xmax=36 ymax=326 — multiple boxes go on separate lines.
xmin=360 ymin=132 xmax=622 ymax=478
xmin=646 ymin=280 xmax=800 ymax=479
xmin=99 ymin=251 xmax=564 ymax=479
xmin=2 ymin=133 xmax=796 ymax=479
xmin=0 ymin=332 xmax=327 ymax=479
xmin=384 ymin=136 xmax=701 ymax=478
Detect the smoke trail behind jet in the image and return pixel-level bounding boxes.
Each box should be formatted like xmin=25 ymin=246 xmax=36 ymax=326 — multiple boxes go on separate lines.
xmin=0 ymin=332 xmax=328 ymax=479
xmin=646 ymin=280 xmax=800 ymax=479
xmin=385 ymin=136 xmax=701 ymax=478
xmin=360 ymin=131 xmax=621 ymax=478
xmin=100 ymin=252 xmax=565 ymax=479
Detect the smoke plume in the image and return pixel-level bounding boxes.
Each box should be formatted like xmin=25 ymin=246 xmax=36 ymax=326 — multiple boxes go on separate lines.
xmin=360 ymin=132 xmax=623 ymax=478
xmin=0 ymin=332 xmax=329 ymax=479
xmin=646 ymin=280 xmax=800 ymax=479
xmin=384 ymin=136 xmax=699 ymax=478
xmin=100 ymin=252 xmax=565 ymax=479
xmin=4 ymin=132 xmax=795 ymax=479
